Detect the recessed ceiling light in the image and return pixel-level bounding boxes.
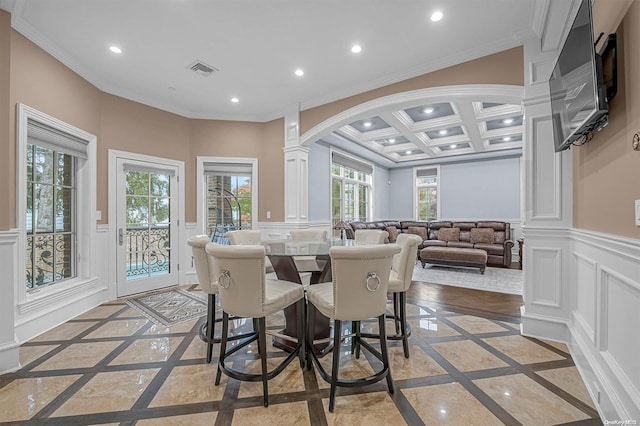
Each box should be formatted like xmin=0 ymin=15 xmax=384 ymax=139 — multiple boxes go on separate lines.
xmin=450 ymin=144 xmax=457 ymax=148
xmin=230 ymin=97 xmax=239 ymax=103
xmin=423 ymin=107 xmax=434 ymax=114
xmin=294 ymin=69 xmax=304 ymax=77
xmin=388 ymin=138 xmax=396 ymax=143
xmin=363 ymin=121 xmax=373 ymax=128
xmin=109 ymin=46 xmax=122 ymax=54
xmin=351 ymin=44 xmax=362 ymax=54
xmin=430 ymin=11 xmax=443 ymax=22
xmin=503 ymin=136 xmax=512 ymax=141
xmin=439 ymin=129 xmax=448 ymax=135
xmin=405 ymin=150 xmax=412 ymax=155
xmin=503 ymin=118 xmax=514 ymax=124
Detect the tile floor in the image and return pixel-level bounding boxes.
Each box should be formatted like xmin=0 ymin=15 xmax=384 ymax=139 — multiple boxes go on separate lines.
xmin=0 ymin=285 xmax=601 ymax=425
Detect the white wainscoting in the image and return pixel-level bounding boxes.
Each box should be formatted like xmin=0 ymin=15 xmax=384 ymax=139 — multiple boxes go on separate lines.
xmin=568 ymin=230 xmax=640 ymax=422
xmin=257 ymin=221 xmax=332 ymax=241
xmin=182 ymin=222 xmax=200 ymax=285
xmin=0 ymin=230 xmax=20 ymax=374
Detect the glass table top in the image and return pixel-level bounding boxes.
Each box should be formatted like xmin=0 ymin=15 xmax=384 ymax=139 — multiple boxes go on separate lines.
xmin=261 ymin=238 xmax=357 ymax=256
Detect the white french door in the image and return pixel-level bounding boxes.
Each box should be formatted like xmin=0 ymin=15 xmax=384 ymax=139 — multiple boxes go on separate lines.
xmin=115 ymin=156 xmax=180 ymax=297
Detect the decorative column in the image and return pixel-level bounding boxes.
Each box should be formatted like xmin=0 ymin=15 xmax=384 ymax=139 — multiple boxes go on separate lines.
xmin=283 ymin=107 xmax=309 ymax=225
xmin=520 ymin=2 xmax=576 ymax=341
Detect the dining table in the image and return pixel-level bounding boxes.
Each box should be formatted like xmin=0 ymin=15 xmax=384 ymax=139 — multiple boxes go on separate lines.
xmin=262 ymin=238 xmax=357 ymax=356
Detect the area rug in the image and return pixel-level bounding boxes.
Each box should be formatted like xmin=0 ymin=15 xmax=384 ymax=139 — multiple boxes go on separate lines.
xmin=125 ymin=288 xmax=207 ymax=327
xmin=412 ymin=264 xmax=523 ymax=295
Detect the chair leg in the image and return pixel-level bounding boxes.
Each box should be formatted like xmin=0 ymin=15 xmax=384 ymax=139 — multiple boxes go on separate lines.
xmin=399 ymin=292 xmax=409 ymax=358
xmin=215 ymin=311 xmax=229 ymax=386
xmin=393 ymin=293 xmax=401 ymax=335
xmin=253 ymin=318 xmax=261 ymax=355
xmin=353 ymin=321 xmax=361 ymax=359
xmin=306 ymin=305 xmax=315 ymax=371
xmin=297 ymin=299 xmax=305 ymax=369
xmin=258 ymin=317 xmax=268 ymax=407
xmin=206 ymin=294 xmax=216 ymax=363
xmin=378 ymin=314 xmax=394 ymax=395
xmin=329 ymin=319 xmax=342 ymax=413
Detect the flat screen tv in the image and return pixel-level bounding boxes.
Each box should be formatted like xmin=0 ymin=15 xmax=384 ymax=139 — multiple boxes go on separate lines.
xmin=550 ymin=0 xmax=608 ymax=152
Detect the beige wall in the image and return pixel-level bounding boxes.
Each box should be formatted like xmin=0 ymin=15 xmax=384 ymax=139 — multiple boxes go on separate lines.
xmin=573 ymin=0 xmax=640 ymax=238
xmin=300 ymin=47 xmax=524 ymax=134
xmin=0 ymin=12 xmax=11 ymax=230
xmin=100 ymin=94 xmax=192 ymax=222
xmin=2 ymin=23 xmax=287 ymax=228
xmin=189 ymin=118 xmax=284 ymax=222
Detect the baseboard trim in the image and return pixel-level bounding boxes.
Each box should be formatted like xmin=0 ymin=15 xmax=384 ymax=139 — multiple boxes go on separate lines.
xmin=520 ymin=305 xmax=570 ymax=343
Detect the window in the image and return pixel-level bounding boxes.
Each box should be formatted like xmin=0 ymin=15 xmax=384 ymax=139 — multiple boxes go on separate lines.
xmin=415 ymin=167 xmax=439 ymax=221
xmin=26 ymin=144 xmax=76 ymax=289
xmin=331 ymin=151 xmax=373 ymax=229
xmin=17 ymin=104 xmax=96 ymax=304
xmin=197 ymin=158 xmax=258 ymax=241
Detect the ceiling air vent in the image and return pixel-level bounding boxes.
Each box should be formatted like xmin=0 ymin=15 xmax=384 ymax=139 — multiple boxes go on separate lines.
xmin=187 ymin=60 xmax=219 ymax=77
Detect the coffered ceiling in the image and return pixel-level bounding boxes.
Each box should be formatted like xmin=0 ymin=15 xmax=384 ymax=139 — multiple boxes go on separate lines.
xmin=0 ymin=0 xmax=572 ymax=165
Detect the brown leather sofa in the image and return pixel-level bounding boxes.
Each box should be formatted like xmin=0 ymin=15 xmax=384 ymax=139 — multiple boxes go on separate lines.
xmin=346 ymin=220 xmax=514 ymax=267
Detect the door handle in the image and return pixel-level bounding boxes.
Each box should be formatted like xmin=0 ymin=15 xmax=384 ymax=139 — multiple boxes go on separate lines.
xmin=118 ymin=228 xmax=124 ymax=246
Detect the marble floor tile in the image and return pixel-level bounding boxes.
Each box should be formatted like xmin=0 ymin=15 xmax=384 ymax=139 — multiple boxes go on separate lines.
xmin=31 ymin=321 xmax=99 ymax=342
xmin=388 ymin=345 xmax=448 ymax=380
xmin=148 ymin=364 xmax=227 ymax=407
xmin=430 ymin=339 xmax=509 ymax=372
xmin=402 ymin=382 xmax=502 ymax=425
xmin=136 ymin=412 xmax=217 ymax=425
xmin=0 ymin=375 xmax=81 ymax=422
xmin=109 ymin=336 xmax=184 ymax=365
xmin=143 ymin=318 xmax=199 ymax=336
xmin=180 ymin=336 xmax=211 ymax=361
xmin=447 ymin=315 xmax=509 ymax=334
xmin=539 ymin=338 xmax=570 ymax=354
xmin=232 ymin=401 xmax=309 ymax=425
xmin=536 ymin=366 xmax=596 ymax=409
xmin=407 ymin=317 xmax=460 ymax=338
xmin=314 ymin=352 xmax=377 ymax=390
xmin=474 ymin=373 xmax=590 ymax=425
xmin=19 ymin=344 xmax=58 ymax=367
xmin=32 ymin=341 xmax=123 ymax=371
xmin=83 ymin=319 xmax=148 ymax=339
xmin=237 ymin=357 xmax=305 ymax=398
xmin=322 ymin=392 xmax=406 ymax=425
xmin=74 ymin=304 xmax=126 ymax=320
xmin=482 ymin=335 xmax=566 ymax=364
xmin=51 ymin=369 xmax=160 ymax=417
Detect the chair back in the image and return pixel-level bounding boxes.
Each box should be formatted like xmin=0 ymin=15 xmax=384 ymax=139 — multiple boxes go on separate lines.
xmin=205 ymin=244 xmax=267 ymax=318
xmin=290 ymin=229 xmax=327 ymax=242
xmin=355 ymin=229 xmax=389 ymax=244
xmin=187 ymin=235 xmax=218 ymax=294
xmin=329 ymin=244 xmax=400 ymax=321
xmin=226 ymin=229 xmax=261 ymax=245
xmin=392 ymin=234 xmax=422 ymax=291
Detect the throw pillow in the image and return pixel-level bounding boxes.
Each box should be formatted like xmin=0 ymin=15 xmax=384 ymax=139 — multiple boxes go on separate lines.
xmin=385 ymin=226 xmax=399 ymax=243
xmin=438 ymin=227 xmax=460 ymax=242
xmin=407 ymin=226 xmax=427 ymax=241
xmin=470 ymin=228 xmax=495 ymax=244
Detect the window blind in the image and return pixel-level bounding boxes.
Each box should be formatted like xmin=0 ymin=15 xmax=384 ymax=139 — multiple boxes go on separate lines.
xmin=332 ymin=152 xmax=373 ymax=175
xmin=27 ymin=119 xmax=88 ymax=160
xmin=203 ymin=162 xmax=252 ymax=176
xmin=416 ymin=168 xmax=438 ymax=177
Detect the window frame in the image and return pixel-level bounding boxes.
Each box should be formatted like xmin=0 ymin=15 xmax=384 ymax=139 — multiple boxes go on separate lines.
xmin=196 ymin=157 xmax=258 ymax=235
xmin=16 ymin=104 xmax=97 ymax=315
xmin=330 ymin=149 xmax=373 ymax=225
xmin=413 ymin=165 xmax=441 ymax=221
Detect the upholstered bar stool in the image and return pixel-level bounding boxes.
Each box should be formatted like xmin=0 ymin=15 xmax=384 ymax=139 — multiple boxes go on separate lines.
xmin=187 ymin=235 xmax=220 ymax=363
xmin=359 ymin=233 xmax=422 ymax=359
xmin=306 ymin=244 xmax=400 ymax=412
xmin=354 ymin=229 xmax=389 ymax=244
xmin=225 ymin=229 xmax=274 ymax=274
xmin=206 ymin=244 xmax=305 ymax=407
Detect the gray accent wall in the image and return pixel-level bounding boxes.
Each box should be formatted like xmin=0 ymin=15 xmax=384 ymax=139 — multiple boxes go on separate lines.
xmin=309 ymin=143 xmax=520 ymax=222
xmin=440 ymin=156 xmax=520 ymax=220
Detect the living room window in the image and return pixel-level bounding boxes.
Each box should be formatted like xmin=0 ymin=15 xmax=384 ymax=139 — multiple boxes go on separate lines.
xmin=17 ymin=104 xmax=97 ymax=306
xmin=331 ymin=151 xmax=373 ymax=228
xmin=415 ymin=166 xmax=439 ymax=221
